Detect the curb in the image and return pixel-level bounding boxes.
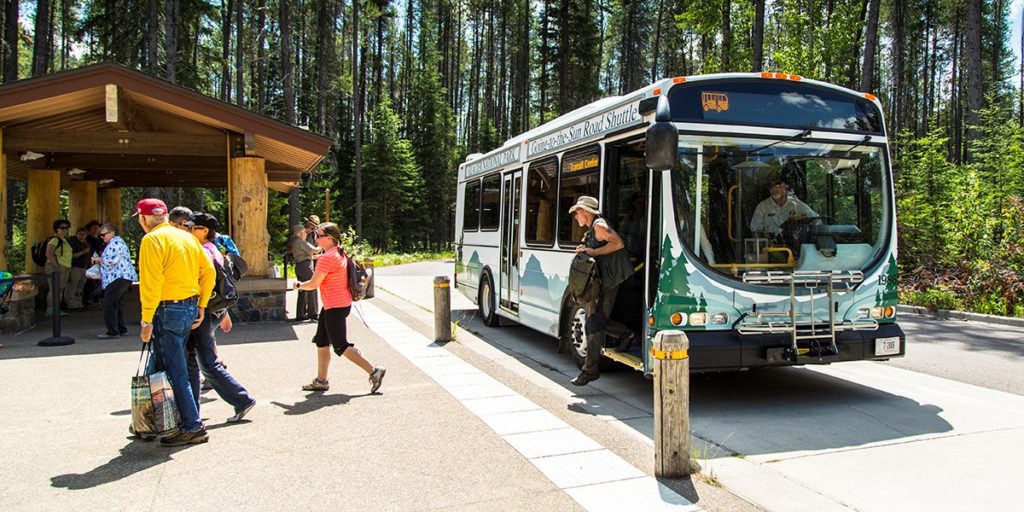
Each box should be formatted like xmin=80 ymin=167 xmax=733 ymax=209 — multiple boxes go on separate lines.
xmin=897 ymin=304 xmax=1024 ymax=329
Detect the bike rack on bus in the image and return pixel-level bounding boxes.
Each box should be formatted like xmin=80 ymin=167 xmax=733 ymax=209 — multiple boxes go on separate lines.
xmin=737 ymin=270 xmax=877 ymax=361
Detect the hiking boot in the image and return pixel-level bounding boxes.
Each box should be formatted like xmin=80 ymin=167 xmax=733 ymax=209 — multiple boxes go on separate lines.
xmin=160 ymin=427 xmax=208 ymax=447
xmin=570 ymin=370 xmax=600 ymax=386
xmin=614 ymin=333 xmax=636 ymax=352
xmin=227 ymin=400 xmax=256 ymax=423
xmin=302 ymin=378 xmax=329 ymax=391
xmin=369 ymin=367 xmax=386 ymax=394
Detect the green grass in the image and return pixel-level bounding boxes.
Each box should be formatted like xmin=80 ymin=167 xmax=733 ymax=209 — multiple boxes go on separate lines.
xmin=275 ymin=250 xmax=454 ymax=279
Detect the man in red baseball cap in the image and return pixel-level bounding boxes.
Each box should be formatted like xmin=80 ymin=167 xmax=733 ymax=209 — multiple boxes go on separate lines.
xmin=134 ymin=197 xmax=216 ymax=446
xmin=132 ymin=198 xmax=168 ymax=217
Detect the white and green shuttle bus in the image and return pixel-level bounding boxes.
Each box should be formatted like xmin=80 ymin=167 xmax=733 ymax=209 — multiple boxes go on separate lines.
xmin=454 ymin=72 xmax=904 ymax=374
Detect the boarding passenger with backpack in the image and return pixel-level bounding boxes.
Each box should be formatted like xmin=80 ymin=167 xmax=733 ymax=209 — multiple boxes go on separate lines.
xmin=41 ymin=219 xmax=73 ymax=317
xmin=183 ymin=212 xmax=256 ymax=423
xmin=567 ymin=196 xmax=636 ymax=387
xmin=293 ymin=222 xmax=385 ymax=393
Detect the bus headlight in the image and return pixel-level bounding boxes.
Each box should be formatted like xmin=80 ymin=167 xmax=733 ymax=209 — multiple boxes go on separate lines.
xmin=670 ymin=312 xmax=686 ymax=326
xmin=689 ymin=313 xmax=707 ymax=326
xmin=857 ymin=307 xmax=871 ymax=319
xmin=710 ymin=312 xmax=729 ymax=324
xmin=872 ymin=307 xmax=884 ymax=319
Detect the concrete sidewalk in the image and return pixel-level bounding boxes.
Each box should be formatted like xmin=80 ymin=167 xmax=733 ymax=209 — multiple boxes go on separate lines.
xmin=0 ymin=292 xmax=582 ymax=510
xmin=0 ymin=281 xmax=715 ymax=511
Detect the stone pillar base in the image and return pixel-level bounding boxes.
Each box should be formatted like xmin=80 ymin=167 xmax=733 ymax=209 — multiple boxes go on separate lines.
xmin=1 ymin=279 xmax=39 ymax=334
xmin=232 ymin=278 xmax=287 ymax=322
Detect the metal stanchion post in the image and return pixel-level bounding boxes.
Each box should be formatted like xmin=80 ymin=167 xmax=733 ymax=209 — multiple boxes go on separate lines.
xmin=652 ymin=330 xmax=695 ymax=477
xmin=433 ymin=276 xmax=451 ymax=342
xmin=364 ymin=258 xmax=375 ymax=299
xmin=38 ymin=270 xmax=75 ymax=346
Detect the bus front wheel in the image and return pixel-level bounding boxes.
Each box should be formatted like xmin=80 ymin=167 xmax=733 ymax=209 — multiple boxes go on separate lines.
xmin=478 ymin=273 xmax=499 ymax=327
xmin=565 ymin=302 xmax=615 ymax=370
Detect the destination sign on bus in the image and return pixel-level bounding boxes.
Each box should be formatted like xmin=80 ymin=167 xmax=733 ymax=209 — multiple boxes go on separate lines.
xmin=527 ymin=101 xmax=643 ymax=158
xmin=464 ymin=145 xmax=522 ymax=178
xmin=566 ymin=155 xmax=599 ymax=172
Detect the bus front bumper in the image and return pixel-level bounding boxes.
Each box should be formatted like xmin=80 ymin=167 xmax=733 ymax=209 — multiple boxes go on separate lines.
xmin=674 ymin=323 xmax=905 ymax=371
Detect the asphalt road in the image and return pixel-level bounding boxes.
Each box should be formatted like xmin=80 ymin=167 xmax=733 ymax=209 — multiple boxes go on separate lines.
xmin=888 ymin=314 xmax=1024 ymax=396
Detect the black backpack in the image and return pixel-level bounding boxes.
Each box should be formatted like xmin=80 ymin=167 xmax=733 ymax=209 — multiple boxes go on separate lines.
xmin=568 ymin=253 xmax=601 ymax=303
xmin=31 ymin=236 xmax=61 ymax=267
xmin=207 ymin=257 xmax=240 ymax=313
xmin=344 ymin=252 xmax=369 ymax=301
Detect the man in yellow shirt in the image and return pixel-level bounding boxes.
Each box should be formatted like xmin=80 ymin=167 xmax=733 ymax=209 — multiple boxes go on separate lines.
xmin=135 ymin=198 xmax=216 ymax=446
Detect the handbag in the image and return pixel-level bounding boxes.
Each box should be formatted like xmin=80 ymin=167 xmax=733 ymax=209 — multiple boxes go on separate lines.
xmin=130 ymin=344 xmax=181 ymax=436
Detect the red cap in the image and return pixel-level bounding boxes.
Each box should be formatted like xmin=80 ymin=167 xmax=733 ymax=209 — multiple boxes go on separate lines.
xmin=132 ymin=198 xmax=168 ymax=217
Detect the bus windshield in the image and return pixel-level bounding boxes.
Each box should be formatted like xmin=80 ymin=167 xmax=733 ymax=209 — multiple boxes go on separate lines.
xmin=671 ymin=135 xmax=889 ymax=281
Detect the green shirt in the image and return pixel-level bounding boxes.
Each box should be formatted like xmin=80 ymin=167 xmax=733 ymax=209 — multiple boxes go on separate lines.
xmin=48 ymin=236 xmax=72 ymax=268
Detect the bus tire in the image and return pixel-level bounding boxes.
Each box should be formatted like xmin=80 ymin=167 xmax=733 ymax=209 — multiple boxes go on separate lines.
xmin=564 ymin=301 xmax=614 ymax=371
xmin=478 ymin=272 xmax=499 ymax=327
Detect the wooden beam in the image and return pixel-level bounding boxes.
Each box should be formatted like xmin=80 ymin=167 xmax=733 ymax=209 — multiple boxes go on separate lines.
xmin=98 ymin=188 xmax=122 ymax=230
xmin=105 ymin=85 xmax=156 ymax=132
xmin=3 ymin=129 xmax=226 ymax=156
xmin=26 ymin=170 xmax=61 ymax=274
xmin=22 ymin=153 xmax=295 ymax=172
xmin=68 ymin=181 xmax=99 ymax=231
xmin=231 ymin=157 xmax=269 ymax=276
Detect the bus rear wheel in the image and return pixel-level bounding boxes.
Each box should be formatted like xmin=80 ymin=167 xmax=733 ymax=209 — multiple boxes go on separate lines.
xmin=478 ymin=273 xmax=499 ymax=327
xmin=565 ymin=302 xmax=614 ymax=371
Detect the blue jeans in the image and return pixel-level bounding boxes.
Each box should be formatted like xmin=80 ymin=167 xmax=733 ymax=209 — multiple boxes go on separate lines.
xmin=187 ymin=309 xmax=254 ymax=414
xmin=147 ymin=299 xmax=203 ymax=433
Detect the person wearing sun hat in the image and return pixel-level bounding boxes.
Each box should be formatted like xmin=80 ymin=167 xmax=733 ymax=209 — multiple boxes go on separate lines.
xmin=566 ymin=196 xmax=637 ymax=387
xmin=290 ymin=223 xmax=321 ymax=321
xmin=135 ymin=197 xmax=217 ymax=446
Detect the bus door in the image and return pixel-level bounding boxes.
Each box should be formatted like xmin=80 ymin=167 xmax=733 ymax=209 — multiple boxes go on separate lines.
xmin=499 ymin=170 xmax=522 ymax=313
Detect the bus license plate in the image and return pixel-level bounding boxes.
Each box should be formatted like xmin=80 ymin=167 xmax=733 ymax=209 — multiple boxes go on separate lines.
xmin=875 ymin=337 xmax=900 ymax=356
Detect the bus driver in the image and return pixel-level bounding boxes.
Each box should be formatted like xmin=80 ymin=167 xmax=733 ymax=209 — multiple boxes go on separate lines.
xmin=749 ymin=175 xmax=819 ymax=236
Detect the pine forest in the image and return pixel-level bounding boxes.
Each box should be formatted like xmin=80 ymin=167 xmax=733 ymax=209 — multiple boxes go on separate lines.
xmin=2 ymin=0 xmax=1023 ymax=316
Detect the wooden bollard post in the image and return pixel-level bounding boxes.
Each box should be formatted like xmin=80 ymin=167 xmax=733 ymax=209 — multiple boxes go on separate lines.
xmin=433 ymin=276 xmax=452 ymax=342
xmin=364 ymin=258 xmax=375 ymax=299
xmin=652 ymin=330 xmax=691 ymax=477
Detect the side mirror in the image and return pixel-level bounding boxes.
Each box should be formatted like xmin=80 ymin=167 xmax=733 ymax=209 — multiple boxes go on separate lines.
xmin=645 ymin=96 xmax=678 ymax=171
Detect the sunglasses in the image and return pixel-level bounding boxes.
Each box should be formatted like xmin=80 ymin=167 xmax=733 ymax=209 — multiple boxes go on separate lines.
xmin=314 ymin=232 xmax=330 ymax=239
xmin=58 ymin=226 xmax=70 ymax=230
xmin=189 ymin=225 xmax=208 ymax=231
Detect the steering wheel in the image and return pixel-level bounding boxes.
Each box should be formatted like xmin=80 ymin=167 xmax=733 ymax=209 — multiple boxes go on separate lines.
xmin=779 ymin=216 xmax=824 ymax=248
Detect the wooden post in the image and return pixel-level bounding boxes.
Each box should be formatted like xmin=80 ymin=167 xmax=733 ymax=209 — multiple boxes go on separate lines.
xmin=230 ymin=156 xmax=269 ymax=276
xmin=0 ymin=129 xmax=7 ymax=271
xmin=364 ymin=258 xmax=375 ymax=299
xmin=98 ymin=187 xmax=122 ymax=231
xmin=434 ymin=276 xmax=451 ymax=342
xmin=26 ymin=170 xmax=61 ymax=274
xmin=652 ymin=330 xmax=693 ymax=477
xmin=68 ymin=180 xmax=98 ymax=231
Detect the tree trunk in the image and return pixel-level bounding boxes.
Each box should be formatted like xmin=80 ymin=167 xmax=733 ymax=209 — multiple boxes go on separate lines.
xmin=858 ymin=0 xmax=878 ymax=92
xmin=752 ymin=0 xmax=765 ymax=72
xmin=281 ymin=0 xmax=300 ymax=229
xmin=32 ymin=0 xmax=51 ymax=76
xmin=963 ymin=0 xmax=982 ymax=157
xmin=256 ymin=0 xmax=267 ymax=113
xmin=651 ymin=0 xmax=665 ymax=81
xmin=354 ymin=0 xmax=363 ymax=237
xmin=222 ymin=0 xmax=232 ymax=100
xmin=720 ymin=0 xmax=730 ymax=70
xmin=165 ymin=0 xmax=178 ymax=82
xmin=3 ymin=0 xmax=18 ymax=82
xmin=147 ymin=0 xmax=159 ymax=74
xmin=235 ymin=0 xmax=243 ymax=105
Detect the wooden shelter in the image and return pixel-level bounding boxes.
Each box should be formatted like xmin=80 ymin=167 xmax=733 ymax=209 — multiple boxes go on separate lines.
xmin=0 ymin=62 xmax=331 ymax=276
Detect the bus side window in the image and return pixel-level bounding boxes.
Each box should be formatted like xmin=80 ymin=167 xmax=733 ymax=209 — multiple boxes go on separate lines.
xmin=463 ymin=179 xmax=481 ymax=231
xmin=525 ymin=159 xmax=557 ymax=245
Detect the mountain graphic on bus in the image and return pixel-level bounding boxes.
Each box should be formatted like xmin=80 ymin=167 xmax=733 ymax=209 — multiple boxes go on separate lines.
xmin=701 ymin=91 xmax=729 ymax=112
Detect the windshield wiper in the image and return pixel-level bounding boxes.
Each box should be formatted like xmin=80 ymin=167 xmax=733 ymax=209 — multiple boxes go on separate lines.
xmin=747 ymin=129 xmax=812 ymax=154
xmin=843 ymin=134 xmax=873 ymax=155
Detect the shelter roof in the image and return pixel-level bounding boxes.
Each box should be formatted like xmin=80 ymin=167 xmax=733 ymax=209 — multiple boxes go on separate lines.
xmin=0 ymin=62 xmax=332 ymax=190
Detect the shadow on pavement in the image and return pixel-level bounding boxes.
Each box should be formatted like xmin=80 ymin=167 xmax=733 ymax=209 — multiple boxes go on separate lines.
xmin=50 ymin=439 xmax=186 ymax=490
xmin=900 ymin=315 xmax=1024 ymax=358
xmin=450 ymin=307 xmax=955 ymax=457
xmin=271 ymin=392 xmax=358 ymax=415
